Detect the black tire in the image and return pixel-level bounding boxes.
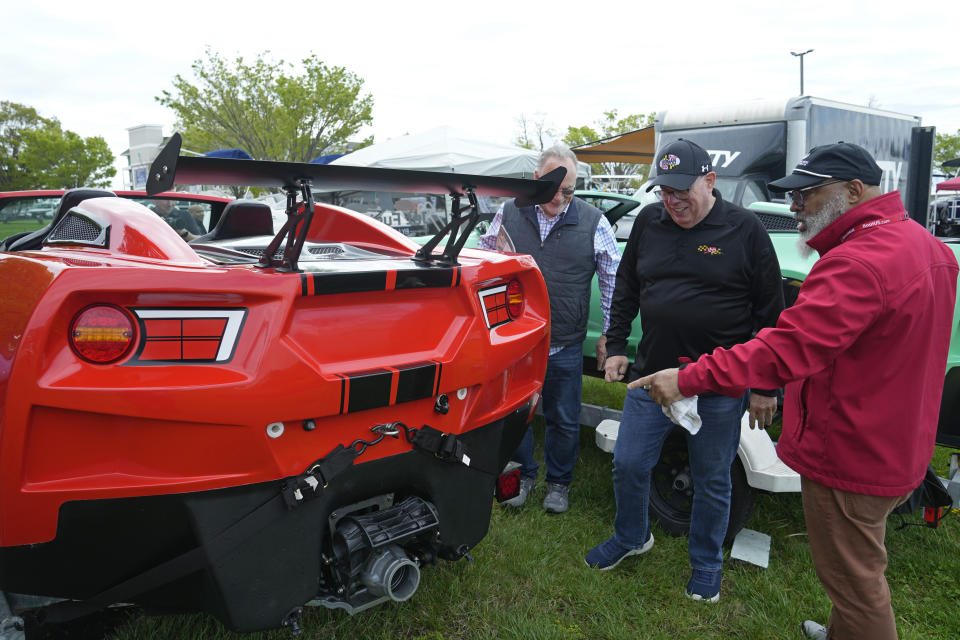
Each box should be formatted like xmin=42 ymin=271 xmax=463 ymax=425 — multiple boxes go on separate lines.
xmin=649 ymin=426 xmax=757 ymax=545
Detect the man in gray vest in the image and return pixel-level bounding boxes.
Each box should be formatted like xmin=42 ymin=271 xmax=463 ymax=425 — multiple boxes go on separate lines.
xmin=480 ymin=144 xmax=621 ymax=513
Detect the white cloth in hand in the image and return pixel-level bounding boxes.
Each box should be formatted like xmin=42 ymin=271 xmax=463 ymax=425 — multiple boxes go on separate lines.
xmin=661 ymin=395 xmax=701 ymax=435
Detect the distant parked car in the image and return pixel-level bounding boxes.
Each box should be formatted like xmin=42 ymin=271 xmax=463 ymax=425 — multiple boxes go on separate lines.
xmin=0 ymin=196 xmax=60 ymax=223
xmin=575 ymin=187 xmax=656 ymax=241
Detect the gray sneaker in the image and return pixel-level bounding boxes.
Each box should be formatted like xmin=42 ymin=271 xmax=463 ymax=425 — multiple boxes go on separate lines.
xmin=800 ymin=621 xmax=826 ymax=640
xmin=542 ymin=482 xmax=570 ymax=513
xmin=502 ymin=476 xmax=535 ymax=508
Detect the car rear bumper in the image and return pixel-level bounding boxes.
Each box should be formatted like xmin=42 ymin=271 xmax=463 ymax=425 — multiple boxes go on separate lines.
xmin=0 ymin=400 xmax=534 ymax=632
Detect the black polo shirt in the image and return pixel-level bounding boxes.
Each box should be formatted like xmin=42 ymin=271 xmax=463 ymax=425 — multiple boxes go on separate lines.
xmin=606 ymin=190 xmax=784 ymax=387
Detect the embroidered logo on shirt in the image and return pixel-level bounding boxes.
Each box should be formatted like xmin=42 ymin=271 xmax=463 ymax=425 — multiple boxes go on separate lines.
xmin=697 ymin=244 xmax=723 ymax=256
xmin=659 ymin=154 xmax=681 ymax=170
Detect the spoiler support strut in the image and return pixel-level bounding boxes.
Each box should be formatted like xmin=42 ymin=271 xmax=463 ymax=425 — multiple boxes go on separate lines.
xmin=414 ymin=187 xmax=481 ymax=266
xmin=257 ymin=181 xmax=316 ymax=271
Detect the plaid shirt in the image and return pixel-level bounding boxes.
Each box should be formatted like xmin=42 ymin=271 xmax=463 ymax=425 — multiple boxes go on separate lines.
xmin=480 ymin=201 xmax=621 ymax=355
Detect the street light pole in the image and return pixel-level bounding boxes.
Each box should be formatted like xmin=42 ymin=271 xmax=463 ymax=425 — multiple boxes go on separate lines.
xmin=790 ymin=49 xmax=814 ymax=95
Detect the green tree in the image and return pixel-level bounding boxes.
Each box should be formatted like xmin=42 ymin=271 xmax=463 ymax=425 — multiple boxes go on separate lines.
xmin=18 ymin=125 xmax=115 ymax=189
xmin=0 ymin=101 xmax=115 ymax=190
xmin=935 ymin=128 xmax=960 ymax=177
xmin=157 ymin=50 xmax=374 ymax=163
xmin=1 ymin=102 xmax=44 ymax=188
xmin=563 ymin=110 xmax=655 ymax=187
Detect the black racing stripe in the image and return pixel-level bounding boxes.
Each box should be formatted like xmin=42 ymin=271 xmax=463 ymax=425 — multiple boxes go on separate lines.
xmin=347 ymin=368 xmax=392 ymax=413
xmin=454 ymin=267 xmax=461 ymax=287
xmin=336 ymin=374 xmax=347 ymax=414
xmin=300 ymin=273 xmax=308 ymax=296
xmin=397 ymin=362 xmax=438 ymax=404
xmin=434 ymin=361 xmax=443 ymax=395
xmin=312 ymin=272 xmax=387 ymax=295
xmin=395 ymin=268 xmax=456 ymax=290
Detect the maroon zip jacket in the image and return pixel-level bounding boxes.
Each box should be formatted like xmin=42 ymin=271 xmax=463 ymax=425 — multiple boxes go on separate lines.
xmin=678 ymin=192 xmax=958 ymax=496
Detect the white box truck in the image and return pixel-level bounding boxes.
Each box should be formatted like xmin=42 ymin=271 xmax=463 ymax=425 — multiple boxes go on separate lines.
xmin=654 ymin=96 xmax=922 ymax=207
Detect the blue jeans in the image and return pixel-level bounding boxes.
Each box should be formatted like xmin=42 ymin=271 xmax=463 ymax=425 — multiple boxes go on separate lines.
xmin=513 ymin=343 xmax=583 ymax=485
xmin=611 ymin=387 xmax=747 ymax=571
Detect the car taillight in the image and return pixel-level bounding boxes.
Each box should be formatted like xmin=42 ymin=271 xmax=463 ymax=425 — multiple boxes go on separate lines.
xmin=70 ymin=305 xmax=135 ymax=364
xmin=506 ymin=279 xmax=524 ymax=319
xmin=495 ymin=468 xmax=522 ymax=503
xmin=924 ymin=506 xmax=946 ymax=528
xmin=478 ymin=280 xmax=524 ymax=329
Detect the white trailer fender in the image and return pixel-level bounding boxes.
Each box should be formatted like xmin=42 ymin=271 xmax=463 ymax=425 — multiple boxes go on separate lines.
xmin=595 ymin=411 xmax=801 ymax=493
xmin=737 ymin=413 xmax=800 ymax=493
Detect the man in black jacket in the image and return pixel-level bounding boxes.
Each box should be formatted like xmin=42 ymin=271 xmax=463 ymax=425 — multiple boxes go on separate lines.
xmin=585 ymin=139 xmax=784 ymax=603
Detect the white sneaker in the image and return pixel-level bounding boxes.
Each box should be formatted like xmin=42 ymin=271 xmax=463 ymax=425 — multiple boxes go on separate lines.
xmin=801 ymin=620 xmax=826 ymax=640
xmin=542 ymin=483 xmax=570 ymax=513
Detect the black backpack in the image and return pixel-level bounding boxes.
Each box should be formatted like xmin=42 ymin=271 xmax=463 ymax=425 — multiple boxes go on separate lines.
xmin=892 ymin=465 xmax=953 ymax=528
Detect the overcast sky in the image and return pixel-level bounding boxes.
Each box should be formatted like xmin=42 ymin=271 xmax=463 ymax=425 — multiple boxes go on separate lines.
xmin=2 ymin=0 xmax=957 ymax=187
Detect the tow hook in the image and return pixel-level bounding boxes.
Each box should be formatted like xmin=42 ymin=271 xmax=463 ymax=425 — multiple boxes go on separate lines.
xmin=434 ymin=394 xmax=449 ymax=414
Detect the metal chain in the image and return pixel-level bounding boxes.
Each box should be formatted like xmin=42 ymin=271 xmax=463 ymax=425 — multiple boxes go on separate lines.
xmin=349 ymin=422 xmax=417 ymax=456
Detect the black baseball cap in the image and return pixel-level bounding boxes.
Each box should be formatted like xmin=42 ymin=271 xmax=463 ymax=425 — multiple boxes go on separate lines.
xmin=768 ymin=142 xmax=882 ymax=193
xmin=645 ymin=139 xmax=713 ymax=192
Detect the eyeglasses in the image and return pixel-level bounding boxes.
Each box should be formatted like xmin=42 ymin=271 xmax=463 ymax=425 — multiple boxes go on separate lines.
xmin=788 ymin=179 xmax=847 ymax=207
xmin=653 ymin=187 xmax=691 ymax=201
xmin=559 ymin=187 xmax=576 ymax=197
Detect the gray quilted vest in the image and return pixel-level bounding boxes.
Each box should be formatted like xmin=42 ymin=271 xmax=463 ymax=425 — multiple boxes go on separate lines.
xmin=501 ymin=197 xmax=602 ymax=347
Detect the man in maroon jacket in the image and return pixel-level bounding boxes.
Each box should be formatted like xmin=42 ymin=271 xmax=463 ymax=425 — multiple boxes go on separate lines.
xmin=633 ymin=143 xmax=958 ymax=640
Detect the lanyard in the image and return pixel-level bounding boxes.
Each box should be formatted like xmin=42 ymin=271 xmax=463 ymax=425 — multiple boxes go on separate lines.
xmin=840 ymin=213 xmax=909 ymax=243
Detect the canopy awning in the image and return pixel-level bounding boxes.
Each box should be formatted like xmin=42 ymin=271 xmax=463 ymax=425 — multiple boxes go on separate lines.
xmin=571 ymin=126 xmax=656 ymax=164
xmin=936 ymin=175 xmax=960 ymax=192
xmin=332 ymin=126 xmax=590 ymax=180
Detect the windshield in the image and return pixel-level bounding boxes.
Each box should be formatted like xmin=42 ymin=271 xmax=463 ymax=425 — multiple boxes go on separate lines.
xmin=714 ymin=177 xmax=739 ymax=202
xmin=128 ymin=197 xmax=218 ymax=241
xmin=714 ymin=177 xmax=772 ymax=208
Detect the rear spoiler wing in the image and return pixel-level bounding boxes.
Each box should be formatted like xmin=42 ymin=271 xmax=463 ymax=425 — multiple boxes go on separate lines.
xmin=147 ymin=133 xmax=564 ymax=269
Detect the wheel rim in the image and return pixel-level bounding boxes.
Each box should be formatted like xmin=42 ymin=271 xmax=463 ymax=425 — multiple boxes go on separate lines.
xmin=650 ymin=434 xmax=693 ymax=527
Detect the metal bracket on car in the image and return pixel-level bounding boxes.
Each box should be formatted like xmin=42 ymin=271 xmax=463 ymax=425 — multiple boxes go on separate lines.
xmin=256 ymin=180 xmax=315 ymax=272
xmin=414 ymin=165 xmax=566 ymax=266
xmin=414 ymin=186 xmax=481 ymax=266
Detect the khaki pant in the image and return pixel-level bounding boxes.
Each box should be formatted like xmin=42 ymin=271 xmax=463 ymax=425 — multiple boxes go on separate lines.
xmin=801 ymin=476 xmax=910 ymax=640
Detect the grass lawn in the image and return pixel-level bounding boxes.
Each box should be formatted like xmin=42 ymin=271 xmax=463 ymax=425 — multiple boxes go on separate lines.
xmin=0 ymin=219 xmax=47 ymax=237
xmin=50 ymin=380 xmax=960 ymax=639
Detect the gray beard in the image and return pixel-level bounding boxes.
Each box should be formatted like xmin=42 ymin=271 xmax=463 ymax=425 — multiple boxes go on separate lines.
xmin=797 ymin=193 xmax=847 ymax=258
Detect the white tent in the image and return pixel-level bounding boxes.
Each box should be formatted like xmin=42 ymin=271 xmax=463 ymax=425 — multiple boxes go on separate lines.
xmin=331 ymin=126 xmax=591 ymax=182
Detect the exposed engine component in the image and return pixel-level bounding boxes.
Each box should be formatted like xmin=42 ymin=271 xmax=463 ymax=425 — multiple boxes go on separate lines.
xmin=313 ymin=496 xmax=440 ymax=614
xmin=360 ymin=544 xmax=420 ymax=602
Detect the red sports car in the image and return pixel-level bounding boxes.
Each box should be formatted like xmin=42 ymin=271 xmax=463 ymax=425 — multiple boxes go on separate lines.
xmin=0 ymin=135 xmax=560 ymax=632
